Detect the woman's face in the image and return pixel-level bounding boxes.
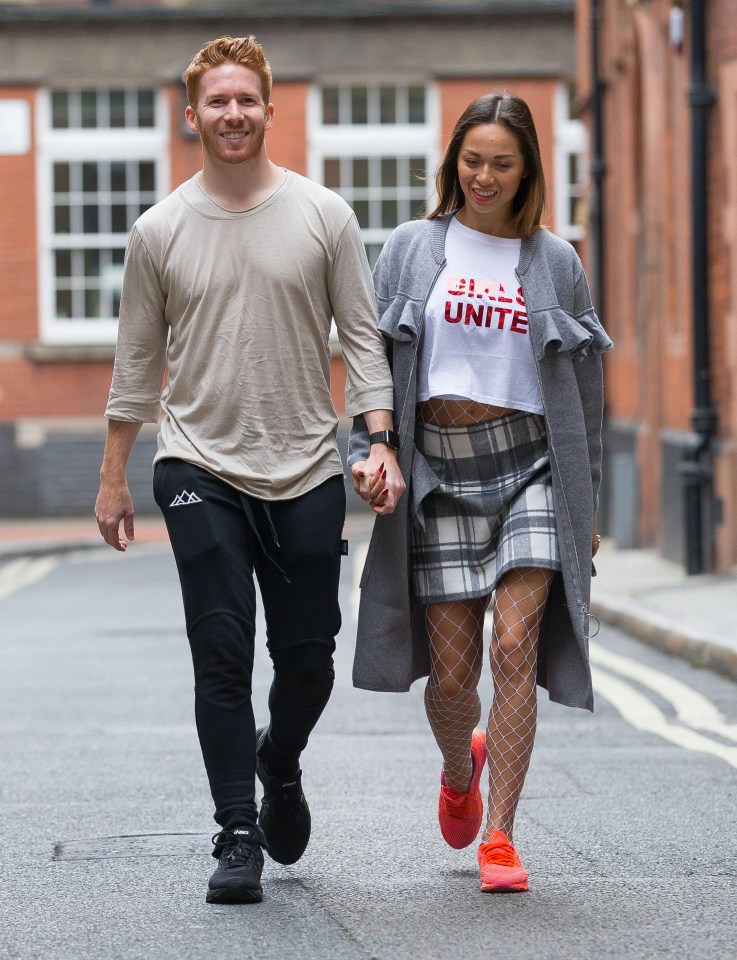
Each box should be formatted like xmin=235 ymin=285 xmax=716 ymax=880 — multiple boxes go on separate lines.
xmin=456 ymin=122 xmax=526 ymax=235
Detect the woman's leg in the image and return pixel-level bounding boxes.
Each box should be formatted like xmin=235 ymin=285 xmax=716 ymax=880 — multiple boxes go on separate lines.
xmin=424 ymin=597 xmax=486 ymax=792
xmin=483 ymin=566 xmax=554 ymax=841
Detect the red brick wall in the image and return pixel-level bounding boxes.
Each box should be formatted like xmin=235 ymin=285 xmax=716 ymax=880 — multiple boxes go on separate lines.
xmin=167 ymin=84 xmax=202 ymax=190
xmin=709 ymin=0 xmax=737 ymax=566
xmin=0 ymin=89 xmax=37 ymax=343
xmin=0 ymin=357 xmax=113 ymax=419
xmin=267 ymin=82 xmax=308 ymax=176
xmin=577 ymin=0 xmax=737 ymax=565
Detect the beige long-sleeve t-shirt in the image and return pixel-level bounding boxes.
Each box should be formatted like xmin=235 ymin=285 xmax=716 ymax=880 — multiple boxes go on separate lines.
xmin=106 ymin=171 xmax=393 ymax=500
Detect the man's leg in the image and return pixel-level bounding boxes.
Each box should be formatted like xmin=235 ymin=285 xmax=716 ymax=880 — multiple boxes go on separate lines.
xmin=153 ymin=459 xmax=265 ymax=902
xmin=253 ymin=475 xmax=345 ymax=863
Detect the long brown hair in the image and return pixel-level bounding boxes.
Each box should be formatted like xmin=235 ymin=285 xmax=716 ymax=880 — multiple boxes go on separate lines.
xmin=428 ymin=93 xmax=546 ymax=238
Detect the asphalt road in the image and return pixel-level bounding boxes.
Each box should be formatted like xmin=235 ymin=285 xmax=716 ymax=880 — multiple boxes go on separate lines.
xmin=1 ymin=518 xmax=736 ymax=960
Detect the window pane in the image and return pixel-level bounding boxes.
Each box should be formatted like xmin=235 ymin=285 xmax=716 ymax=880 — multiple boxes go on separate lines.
xmin=51 ymin=92 xmax=69 ymax=129
xmin=352 ymin=157 xmax=369 ymax=189
xmin=365 ymin=243 xmax=383 ymax=269
xmin=110 ymin=90 xmax=126 ymax=128
xmin=381 ymin=199 xmax=399 ymax=229
xmin=54 ymin=206 xmax=71 ymax=234
xmin=323 ymin=158 xmax=341 ymax=189
xmin=137 ymin=90 xmax=155 ymax=127
xmin=410 ymin=157 xmax=425 ymax=182
xmin=568 ymin=153 xmax=579 ymax=185
xmin=81 ymin=90 xmax=97 ymax=128
xmin=410 ymin=197 xmax=426 ymax=220
xmin=53 ymin=163 xmax=70 ymax=193
xmin=55 ymin=250 xmax=72 ymax=277
xmin=379 ymin=87 xmax=396 ymax=124
xmin=353 ymin=200 xmax=369 ymax=229
xmin=351 ymin=87 xmax=368 ymax=125
xmin=56 ymin=289 xmax=73 ymax=319
xmin=83 ymin=205 xmax=99 ymax=233
xmin=83 ymin=249 xmax=100 ymax=277
xmin=138 ymin=161 xmax=155 ymax=192
xmin=112 ymin=247 xmax=125 ymax=266
xmin=381 ymin=158 xmax=397 ymax=188
xmin=110 ymin=161 xmax=127 ymax=192
xmin=112 ymin=204 xmax=128 ymax=233
xmin=408 ymin=86 xmax=425 ymax=123
xmin=82 ymin=162 xmax=98 ymax=193
xmin=322 ymin=86 xmax=339 ymax=124
xmin=85 ymin=289 xmax=101 ymax=318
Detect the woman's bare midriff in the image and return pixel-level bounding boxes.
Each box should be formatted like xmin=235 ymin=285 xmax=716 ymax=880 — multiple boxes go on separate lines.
xmin=417 ymin=398 xmax=518 ymax=426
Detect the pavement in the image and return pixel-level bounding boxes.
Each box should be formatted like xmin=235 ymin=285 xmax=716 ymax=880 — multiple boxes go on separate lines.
xmin=1 ymin=516 xmax=736 ymax=686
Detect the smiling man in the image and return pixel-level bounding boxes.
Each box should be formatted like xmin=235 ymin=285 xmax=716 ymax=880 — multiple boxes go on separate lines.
xmin=94 ymin=36 xmax=404 ymax=905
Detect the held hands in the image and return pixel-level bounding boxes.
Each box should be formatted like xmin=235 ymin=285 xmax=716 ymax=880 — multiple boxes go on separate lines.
xmin=351 ymin=448 xmax=405 ymax=516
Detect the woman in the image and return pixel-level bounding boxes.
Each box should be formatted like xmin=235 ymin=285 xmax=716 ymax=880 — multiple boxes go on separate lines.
xmin=349 ymin=93 xmax=612 ymax=893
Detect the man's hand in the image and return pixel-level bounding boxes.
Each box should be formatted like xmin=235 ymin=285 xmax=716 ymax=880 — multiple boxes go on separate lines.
xmin=351 ymin=446 xmax=405 ymax=516
xmin=95 ymin=419 xmax=143 ymax=551
xmin=95 ymin=481 xmax=135 ymax=551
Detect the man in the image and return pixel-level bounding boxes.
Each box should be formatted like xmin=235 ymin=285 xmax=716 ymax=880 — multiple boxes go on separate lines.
xmin=95 ymin=35 xmax=404 ymax=905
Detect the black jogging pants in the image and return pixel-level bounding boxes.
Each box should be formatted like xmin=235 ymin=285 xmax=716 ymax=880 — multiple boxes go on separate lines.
xmin=153 ymin=458 xmax=345 ymax=837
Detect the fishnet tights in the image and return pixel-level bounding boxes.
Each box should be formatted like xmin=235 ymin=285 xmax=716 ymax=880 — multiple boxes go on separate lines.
xmin=418 ymin=398 xmax=516 ymax=428
xmin=425 ymin=598 xmax=485 ymax=792
xmin=484 ymin=567 xmax=553 ymax=840
xmin=424 ymin=567 xmax=554 ymax=840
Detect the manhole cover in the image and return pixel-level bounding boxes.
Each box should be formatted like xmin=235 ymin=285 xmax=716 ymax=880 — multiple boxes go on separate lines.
xmin=53 ymin=833 xmax=210 ymax=861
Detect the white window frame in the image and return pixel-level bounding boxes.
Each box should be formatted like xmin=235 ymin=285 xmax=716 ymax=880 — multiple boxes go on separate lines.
xmin=308 ymin=82 xmax=440 ymax=262
xmin=553 ymin=84 xmax=588 ymax=243
xmin=36 ymin=88 xmax=169 ymax=345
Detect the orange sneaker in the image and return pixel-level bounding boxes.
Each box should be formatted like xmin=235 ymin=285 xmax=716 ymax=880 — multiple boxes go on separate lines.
xmin=437 ymin=729 xmax=486 ymax=849
xmin=477 ymin=830 xmax=529 ymax=892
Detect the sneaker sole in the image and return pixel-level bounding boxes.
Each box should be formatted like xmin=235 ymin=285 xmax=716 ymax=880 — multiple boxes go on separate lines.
xmin=480 ymin=874 xmax=529 ymax=893
xmin=206 ymin=885 xmax=263 ymax=904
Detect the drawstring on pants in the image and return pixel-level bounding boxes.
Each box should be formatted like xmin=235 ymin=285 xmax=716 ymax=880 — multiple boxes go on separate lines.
xmin=238 ymin=494 xmax=291 ymax=584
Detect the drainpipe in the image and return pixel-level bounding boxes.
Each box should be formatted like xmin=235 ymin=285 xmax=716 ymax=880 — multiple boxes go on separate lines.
xmin=589 ymin=0 xmax=605 ymax=314
xmin=679 ymin=0 xmax=717 ymax=574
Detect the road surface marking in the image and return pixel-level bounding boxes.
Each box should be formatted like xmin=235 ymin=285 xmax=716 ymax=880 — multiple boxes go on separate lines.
xmin=592 ymin=665 xmax=737 ymax=770
xmin=0 ymin=556 xmax=58 ymax=600
xmin=590 ymin=643 xmax=737 ymax=743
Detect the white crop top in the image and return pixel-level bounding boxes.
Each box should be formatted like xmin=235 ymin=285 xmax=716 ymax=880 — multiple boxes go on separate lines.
xmin=418 ymin=216 xmax=543 ymax=414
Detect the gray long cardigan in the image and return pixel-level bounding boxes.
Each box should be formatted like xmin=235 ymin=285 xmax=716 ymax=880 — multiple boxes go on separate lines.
xmin=348 ymin=215 xmax=612 ymax=711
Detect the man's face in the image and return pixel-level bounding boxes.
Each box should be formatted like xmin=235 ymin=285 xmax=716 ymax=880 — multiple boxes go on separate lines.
xmin=185 ymin=64 xmax=274 ymax=165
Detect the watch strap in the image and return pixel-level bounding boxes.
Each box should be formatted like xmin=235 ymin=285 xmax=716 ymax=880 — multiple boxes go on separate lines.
xmin=368 ymin=429 xmax=399 ymax=450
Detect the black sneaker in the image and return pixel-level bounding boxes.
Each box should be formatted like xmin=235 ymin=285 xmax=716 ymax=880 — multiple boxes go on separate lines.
xmin=206 ymin=828 xmax=264 ymax=904
xmin=255 ymin=725 xmax=311 ymax=865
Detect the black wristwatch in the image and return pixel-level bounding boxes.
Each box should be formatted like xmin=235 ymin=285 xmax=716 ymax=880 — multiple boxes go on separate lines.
xmin=369 ymin=429 xmax=400 ymax=451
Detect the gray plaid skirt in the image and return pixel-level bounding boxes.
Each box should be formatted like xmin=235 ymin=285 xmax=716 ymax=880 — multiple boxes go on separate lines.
xmin=411 ymin=410 xmax=560 ymax=603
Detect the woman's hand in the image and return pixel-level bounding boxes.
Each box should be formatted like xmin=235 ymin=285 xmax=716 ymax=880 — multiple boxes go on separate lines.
xmin=351 ymin=449 xmax=405 ymax=516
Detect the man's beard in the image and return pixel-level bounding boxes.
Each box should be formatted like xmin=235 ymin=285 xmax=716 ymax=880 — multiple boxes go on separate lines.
xmin=200 ymin=124 xmax=266 ymax=165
